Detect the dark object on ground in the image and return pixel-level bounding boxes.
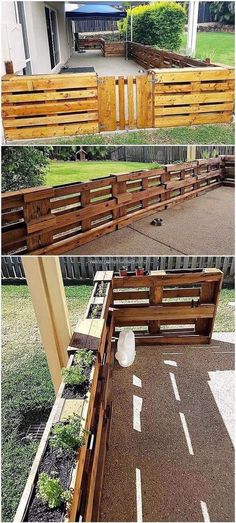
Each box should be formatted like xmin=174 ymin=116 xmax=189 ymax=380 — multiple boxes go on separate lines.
xmin=151 ymin=218 xmax=164 ymax=226
xmin=59 ymin=67 xmax=95 ymax=74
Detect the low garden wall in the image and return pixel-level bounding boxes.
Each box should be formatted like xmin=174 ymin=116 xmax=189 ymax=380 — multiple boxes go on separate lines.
xmin=14 ymin=267 xmax=223 ymax=521
xmin=2 ymin=42 xmax=234 ymax=140
xmin=14 ymin=271 xmax=114 ymax=523
xmin=2 ymin=156 xmax=234 ymax=255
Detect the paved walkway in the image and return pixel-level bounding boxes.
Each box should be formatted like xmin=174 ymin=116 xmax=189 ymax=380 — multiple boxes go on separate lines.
xmin=67 ymin=187 xmax=234 ymax=255
xmin=66 ymin=51 xmax=143 ymax=76
xmin=100 ymin=338 xmax=235 ymax=522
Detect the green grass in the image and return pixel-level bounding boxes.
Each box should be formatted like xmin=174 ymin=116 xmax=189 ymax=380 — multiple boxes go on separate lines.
xmin=215 ymin=288 xmax=235 ymax=331
xmin=2 ymin=284 xmax=92 ymax=522
xmin=181 ymin=32 xmax=235 ymax=66
xmin=42 ymin=123 xmax=234 ymax=146
xmin=46 ymin=160 xmax=160 ymax=185
xmin=2 ymin=284 xmax=234 ymax=521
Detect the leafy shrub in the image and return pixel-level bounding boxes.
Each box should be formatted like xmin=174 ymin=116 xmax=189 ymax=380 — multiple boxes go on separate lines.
xmin=50 ymin=414 xmax=87 ymax=452
xmin=210 ymin=1 xmax=235 ymax=24
xmin=2 ymin=147 xmax=50 ymax=192
xmin=75 ymin=349 xmax=94 ymax=368
xmin=61 ymin=365 xmax=86 ymax=386
xmin=37 ymin=472 xmax=70 ymax=509
xmin=118 ymin=2 xmax=187 ymax=51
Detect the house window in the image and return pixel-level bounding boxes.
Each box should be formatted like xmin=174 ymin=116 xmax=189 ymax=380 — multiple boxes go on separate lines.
xmin=15 ymin=1 xmax=32 ymax=74
xmin=45 ymin=6 xmax=60 ymax=70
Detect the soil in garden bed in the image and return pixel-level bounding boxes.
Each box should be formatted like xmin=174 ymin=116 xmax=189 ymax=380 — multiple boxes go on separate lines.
xmin=94 ymin=282 xmax=108 ymax=298
xmin=88 ymin=304 xmax=103 ymax=319
xmin=62 ymin=361 xmax=93 ymax=400
xmin=26 ymin=445 xmax=76 ymax=522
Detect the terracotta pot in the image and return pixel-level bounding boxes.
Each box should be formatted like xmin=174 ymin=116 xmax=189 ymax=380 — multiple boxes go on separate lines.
xmin=119 ymin=268 xmax=128 ymax=277
xmin=135 ymin=268 xmax=145 ymax=276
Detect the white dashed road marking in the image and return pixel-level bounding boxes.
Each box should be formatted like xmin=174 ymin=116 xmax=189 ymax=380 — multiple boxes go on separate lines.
xmin=179 ymin=412 xmax=194 ymax=455
xmin=133 ymin=375 xmax=142 ymax=387
xmin=164 ymin=360 xmax=177 ymax=367
xmin=169 ymin=372 xmax=181 ymax=401
xmin=133 ymin=395 xmax=143 ymax=432
xmin=200 ymin=501 xmax=210 ymax=522
xmin=136 ymin=468 xmax=143 ymax=523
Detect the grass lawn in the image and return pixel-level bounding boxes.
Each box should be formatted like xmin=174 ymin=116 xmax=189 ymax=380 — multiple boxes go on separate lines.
xmin=2 ymin=284 xmax=234 ymax=521
xmin=2 ymin=284 xmax=93 ymax=522
xmin=181 ymin=32 xmax=235 ymax=66
xmin=40 ymin=123 xmax=234 ymax=146
xmin=47 ymin=160 xmax=160 ymax=186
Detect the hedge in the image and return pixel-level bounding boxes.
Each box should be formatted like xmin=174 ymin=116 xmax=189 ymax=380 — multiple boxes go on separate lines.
xmin=118 ymin=2 xmax=187 ymax=51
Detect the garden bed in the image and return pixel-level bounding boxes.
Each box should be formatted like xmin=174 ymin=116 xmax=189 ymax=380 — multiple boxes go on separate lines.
xmin=14 ymin=271 xmax=114 ymax=523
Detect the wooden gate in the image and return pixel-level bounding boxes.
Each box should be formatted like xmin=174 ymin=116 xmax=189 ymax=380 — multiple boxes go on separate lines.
xmin=98 ymin=73 xmax=154 ymax=132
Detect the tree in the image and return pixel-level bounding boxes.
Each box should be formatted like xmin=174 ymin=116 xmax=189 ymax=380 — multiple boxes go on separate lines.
xmin=2 ymin=147 xmax=49 ymax=192
xmin=210 ymin=2 xmax=235 ymax=24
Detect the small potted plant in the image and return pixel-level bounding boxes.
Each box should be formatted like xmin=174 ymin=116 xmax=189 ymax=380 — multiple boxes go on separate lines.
xmin=119 ymin=266 xmax=128 ymax=276
xmin=135 ymin=266 xmax=145 ymax=276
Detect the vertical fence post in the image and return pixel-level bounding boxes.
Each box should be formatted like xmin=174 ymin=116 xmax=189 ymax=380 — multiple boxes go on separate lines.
xmin=22 ymin=256 xmax=71 ymax=393
xmin=80 ymin=189 xmax=91 ymax=231
xmin=149 ymin=270 xmax=166 ymax=334
xmin=22 ymin=187 xmax=56 ymax=252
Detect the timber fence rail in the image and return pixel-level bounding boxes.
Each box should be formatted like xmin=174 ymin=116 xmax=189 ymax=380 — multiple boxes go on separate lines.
xmin=2 ymin=156 xmax=234 ymax=255
xmin=112 ymin=269 xmax=223 ymax=346
xmin=2 ymin=42 xmax=234 ymax=141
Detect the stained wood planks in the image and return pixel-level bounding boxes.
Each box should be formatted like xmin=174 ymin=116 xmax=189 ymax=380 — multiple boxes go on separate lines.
xmin=153 ymin=67 xmax=234 ymax=128
xmin=2 ymin=72 xmax=99 ymax=140
xmin=112 ymin=269 xmax=223 ymax=345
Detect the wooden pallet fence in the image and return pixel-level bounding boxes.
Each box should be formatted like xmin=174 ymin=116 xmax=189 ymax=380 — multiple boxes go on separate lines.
xmin=2 ymin=72 xmax=99 ymax=140
xmin=127 ymin=42 xmax=212 ymax=69
xmin=1 ymin=43 xmax=234 ymax=140
xmin=2 ymin=156 xmax=234 ymax=255
xmin=221 ymin=155 xmax=235 ymax=187
xmin=112 ymin=269 xmax=223 ymax=345
xmin=101 ymin=39 xmax=126 ymax=57
xmin=153 ymin=66 xmax=235 ymax=127
xmin=14 ymin=271 xmax=114 ymax=523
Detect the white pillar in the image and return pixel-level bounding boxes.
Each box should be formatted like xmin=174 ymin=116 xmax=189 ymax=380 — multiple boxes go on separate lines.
xmin=130 ymin=5 xmax=133 ymax=42
xmin=186 ymin=0 xmax=199 ymax=57
xmin=22 ymin=256 xmax=71 ymax=393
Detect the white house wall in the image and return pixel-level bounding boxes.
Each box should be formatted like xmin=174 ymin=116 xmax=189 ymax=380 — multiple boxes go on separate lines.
xmin=1 ymin=1 xmax=73 ymax=75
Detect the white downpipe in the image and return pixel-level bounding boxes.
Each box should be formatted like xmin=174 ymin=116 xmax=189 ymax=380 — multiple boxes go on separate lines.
xmin=186 ymin=0 xmax=199 ymax=57
xmin=130 ymin=5 xmax=133 ymax=42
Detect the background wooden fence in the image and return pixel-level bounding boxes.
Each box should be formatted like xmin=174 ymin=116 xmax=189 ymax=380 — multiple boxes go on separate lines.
xmin=110 ymin=146 xmax=235 ymax=163
xmin=2 ymin=256 xmax=234 ymax=284
xmin=2 ymin=156 xmax=233 ymax=255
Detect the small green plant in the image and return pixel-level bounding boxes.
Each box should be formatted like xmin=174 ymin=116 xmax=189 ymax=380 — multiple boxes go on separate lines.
xmin=50 ymin=414 xmax=87 ymax=452
xmin=75 ymin=349 xmax=94 ymax=368
xmin=90 ymin=304 xmax=101 ymax=318
xmin=97 ymin=281 xmax=106 ymax=297
xmin=37 ymin=472 xmax=71 ymax=509
xmin=62 ymin=365 xmax=86 ymax=386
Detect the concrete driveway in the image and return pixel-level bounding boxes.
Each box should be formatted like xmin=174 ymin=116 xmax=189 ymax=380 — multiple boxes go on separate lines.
xmin=67 ymin=187 xmax=234 ymax=255
xmin=100 ymin=337 xmax=235 ymax=522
